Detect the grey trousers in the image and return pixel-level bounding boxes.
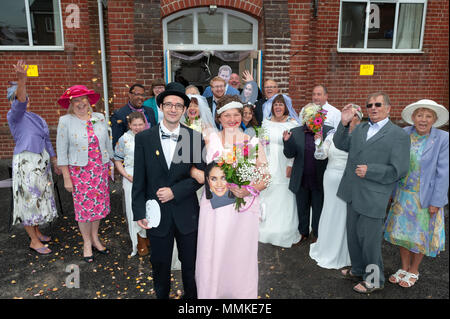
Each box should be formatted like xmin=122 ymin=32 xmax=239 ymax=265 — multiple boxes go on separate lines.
xmin=346 ymin=204 xmax=385 ymax=287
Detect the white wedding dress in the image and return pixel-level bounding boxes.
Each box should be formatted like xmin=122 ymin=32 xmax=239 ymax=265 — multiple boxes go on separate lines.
xmin=259 ymin=119 xmax=301 ymax=248
xmin=309 ymin=135 xmax=351 ymax=269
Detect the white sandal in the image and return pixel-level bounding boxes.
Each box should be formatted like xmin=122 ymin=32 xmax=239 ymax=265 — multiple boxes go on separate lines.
xmin=389 ymin=269 xmax=408 ymax=284
xmin=399 ymin=272 xmax=419 ymax=288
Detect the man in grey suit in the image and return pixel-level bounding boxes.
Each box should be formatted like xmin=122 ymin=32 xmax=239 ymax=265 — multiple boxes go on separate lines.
xmin=333 ymin=92 xmax=410 ymax=294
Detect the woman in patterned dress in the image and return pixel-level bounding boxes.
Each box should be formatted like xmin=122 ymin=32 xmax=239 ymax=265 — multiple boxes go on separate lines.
xmin=384 ymin=100 xmax=449 ymax=288
xmin=56 ymin=85 xmax=114 ymax=263
xmin=7 ymin=60 xmax=60 ymax=255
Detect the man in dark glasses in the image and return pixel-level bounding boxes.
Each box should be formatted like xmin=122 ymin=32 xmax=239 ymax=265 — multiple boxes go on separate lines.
xmin=333 ymin=92 xmax=410 ymax=294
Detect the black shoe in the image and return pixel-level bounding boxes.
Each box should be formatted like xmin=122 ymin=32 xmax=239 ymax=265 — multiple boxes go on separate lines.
xmin=83 ymin=255 xmax=94 ymax=263
xmin=297 ymin=235 xmax=309 ymax=245
xmin=93 ymin=246 xmax=110 ymax=255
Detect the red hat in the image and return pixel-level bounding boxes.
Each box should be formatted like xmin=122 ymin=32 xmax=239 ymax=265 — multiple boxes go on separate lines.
xmin=57 ymin=85 xmax=100 ymax=109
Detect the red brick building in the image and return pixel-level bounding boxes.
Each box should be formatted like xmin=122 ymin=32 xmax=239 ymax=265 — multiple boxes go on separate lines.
xmin=0 ymin=0 xmax=448 ymax=159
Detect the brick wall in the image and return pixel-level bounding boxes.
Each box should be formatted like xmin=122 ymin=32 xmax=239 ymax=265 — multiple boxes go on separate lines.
xmin=288 ymin=0 xmax=311 ymax=107
xmin=0 ymin=0 xmax=448 ymax=159
xmin=134 ymin=0 xmax=165 ymax=89
xmin=160 ymin=0 xmax=263 ymax=18
xmin=262 ymin=0 xmax=291 ymax=94
xmin=106 ymin=0 xmax=137 ymax=110
xmin=288 ymin=0 xmax=449 ymax=122
xmin=0 ymin=0 xmax=103 ymax=159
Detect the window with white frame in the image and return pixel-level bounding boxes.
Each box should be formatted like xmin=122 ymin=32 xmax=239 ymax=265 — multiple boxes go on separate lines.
xmin=338 ymin=0 xmax=427 ymax=53
xmin=0 ymin=0 xmax=63 ymax=50
xmin=163 ymin=8 xmax=258 ymax=51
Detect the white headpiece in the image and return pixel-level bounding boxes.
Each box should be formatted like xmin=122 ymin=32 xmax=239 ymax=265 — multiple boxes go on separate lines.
xmin=216 ymin=101 xmax=243 ymax=115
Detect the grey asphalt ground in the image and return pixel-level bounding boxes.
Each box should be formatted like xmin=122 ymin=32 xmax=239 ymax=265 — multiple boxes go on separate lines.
xmin=0 ymin=160 xmax=448 ymax=300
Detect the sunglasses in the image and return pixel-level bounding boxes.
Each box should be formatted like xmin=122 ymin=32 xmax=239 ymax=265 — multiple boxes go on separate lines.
xmin=366 ymin=102 xmax=383 ymax=108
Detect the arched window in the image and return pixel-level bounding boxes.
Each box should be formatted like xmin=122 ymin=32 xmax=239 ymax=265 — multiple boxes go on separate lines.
xmin=162 ymin=8 xmax=261 ymax=90
xmin=163 ymin=8 xmax=258 ymax=51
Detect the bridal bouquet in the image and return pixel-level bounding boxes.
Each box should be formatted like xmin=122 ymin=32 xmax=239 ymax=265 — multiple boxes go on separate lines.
xmin=302 ymin=103 xmax=328 ymax=146
xmin=184 ymin=116 xmax=202 ymax=133
xmin=214 ymin=137 xmax=271 ymax=212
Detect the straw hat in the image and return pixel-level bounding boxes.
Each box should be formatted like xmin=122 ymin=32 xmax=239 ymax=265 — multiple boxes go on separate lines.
xmin=401 ymin=99 xmax=449 ymax=128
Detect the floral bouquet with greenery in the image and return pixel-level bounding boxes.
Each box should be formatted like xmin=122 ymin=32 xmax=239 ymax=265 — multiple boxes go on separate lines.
xmin=213 ymin=137 xmax=270 ymax=212
xmin=184 ymin=116 xmax=202 ymax=133
xmin=301 ymin=103 xmax=328 ymax=146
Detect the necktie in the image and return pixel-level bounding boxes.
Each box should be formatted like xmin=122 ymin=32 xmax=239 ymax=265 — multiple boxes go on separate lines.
xmin=161 ymin=129 xmax=178 ymax=142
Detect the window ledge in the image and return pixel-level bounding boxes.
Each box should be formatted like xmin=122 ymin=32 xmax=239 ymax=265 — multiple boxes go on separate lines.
xmin=0 ymin=46 xmax=65 ymax=51
xmin=337 ymin=48 xmax=424 ymax=54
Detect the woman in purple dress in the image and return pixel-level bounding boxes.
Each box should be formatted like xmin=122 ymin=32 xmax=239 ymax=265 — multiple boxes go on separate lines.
xmin=7 ymin=60 xmax=60 ymax=255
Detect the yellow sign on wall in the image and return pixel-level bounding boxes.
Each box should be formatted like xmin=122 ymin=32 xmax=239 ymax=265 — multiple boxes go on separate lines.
xmin=360 ymin=64 xmax=374 ymax=76
xmin=27 ymin=65 xmax=39 ymax=77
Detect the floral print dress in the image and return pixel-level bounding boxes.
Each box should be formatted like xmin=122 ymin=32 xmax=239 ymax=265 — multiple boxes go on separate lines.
xmin=12 ymin=149 xmax=58 ymax=226
xmin=384 ymin=132 xmax=445 ymax=257
xmin=69 ymin=120 xmax=110 ymax=222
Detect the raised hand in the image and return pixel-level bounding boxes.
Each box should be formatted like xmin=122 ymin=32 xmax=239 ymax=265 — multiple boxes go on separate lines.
xmin=282 ymin=130 xmax=292 ymax=142
xmin=341 ymin=104 xmax=356 ymax=126
xmin=242 ymin=70 xmax=254 ymax=83
xmin=13 ymin=60 xmax=28 ymax=82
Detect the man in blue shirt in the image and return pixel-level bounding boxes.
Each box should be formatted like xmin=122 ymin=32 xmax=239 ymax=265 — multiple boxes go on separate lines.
xmin=202 ymin=65 xmax=240 ymax=98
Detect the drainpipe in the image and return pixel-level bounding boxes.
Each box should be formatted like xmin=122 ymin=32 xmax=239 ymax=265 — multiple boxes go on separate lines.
xmin=98 ymin=0 xmax=109 ymax=125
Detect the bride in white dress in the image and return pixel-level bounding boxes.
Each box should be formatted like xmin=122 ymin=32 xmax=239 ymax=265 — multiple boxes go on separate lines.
xmin=259 ymin=94 xmax=301 ymax=248
xmin=309 ymin=108 xmax=362 ymax=269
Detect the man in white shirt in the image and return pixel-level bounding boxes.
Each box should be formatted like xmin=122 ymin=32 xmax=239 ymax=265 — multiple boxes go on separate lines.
xmin=132 ymin=82 xmax=205 ymax=299
xmin=299 ymin=85 xmax=341 ymax=129
xmin=202 ymin=65 xmax=240 ymax=98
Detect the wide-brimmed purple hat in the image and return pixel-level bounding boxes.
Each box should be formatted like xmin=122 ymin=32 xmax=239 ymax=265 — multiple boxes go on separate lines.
xmin=57 ymin=85 xmax=100 ymax=109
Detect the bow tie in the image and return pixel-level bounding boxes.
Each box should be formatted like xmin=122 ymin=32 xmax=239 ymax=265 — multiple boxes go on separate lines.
xmin=161 ymin=129 xmax=179 ymax=142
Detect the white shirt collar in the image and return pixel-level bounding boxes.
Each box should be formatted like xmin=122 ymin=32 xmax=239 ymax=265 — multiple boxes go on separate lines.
xmin=160 ymin=121 xmax=180 ymax=135
xmin=368 ymin=117 xmax=389 ymax=128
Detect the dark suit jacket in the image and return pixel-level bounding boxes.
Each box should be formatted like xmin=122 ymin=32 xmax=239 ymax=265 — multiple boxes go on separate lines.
xmin=253 ymin=98 xmax=266 ymax=126
xmin=206 ymin=96 xmax=221 ymax=129
xmin=206 ymin=96 xmax=214 ymax=114
xmin=333 ymin=120 xmax=410 ymax=219
xmin=110 ymin=103 xmax=157 ymax=150
xmin=283 ymin=125 xmax=334 ymax=194
xmin=132 ymin=124 xmax=205 ymax=237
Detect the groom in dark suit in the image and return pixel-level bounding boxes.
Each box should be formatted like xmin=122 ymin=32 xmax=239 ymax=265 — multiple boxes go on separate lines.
xmin=132 ymin=82 xmax=205 ymax=299
xmin=283 ymin=106 xmax=334 ymax=244
xmin=333 ymin=92 xmax=410 ymax=294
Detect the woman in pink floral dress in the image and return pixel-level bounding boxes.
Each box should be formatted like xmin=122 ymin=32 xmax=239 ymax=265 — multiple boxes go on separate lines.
xmin=56 ymin=85 xmax=114 ymax=262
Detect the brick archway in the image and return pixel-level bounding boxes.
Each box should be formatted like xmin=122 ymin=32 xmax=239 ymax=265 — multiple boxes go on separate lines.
xmin=161 ymin=0 xmax=263 ymax=18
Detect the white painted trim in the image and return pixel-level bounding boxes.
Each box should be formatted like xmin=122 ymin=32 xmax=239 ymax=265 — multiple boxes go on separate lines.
xmin=24 ymin=0 xmax=33 ymax=46
xmin=0 ymin=46 xmax=65 ymax=51
xmin=337 ymin=48 xmax=423 ymax=53
xmin=0 ymin=0 xmax=65 ymax=51
xmin=163 ymin=7 xmax=258 ymax=51
xmin=338 ymin=0 xmax=427 ymax=53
